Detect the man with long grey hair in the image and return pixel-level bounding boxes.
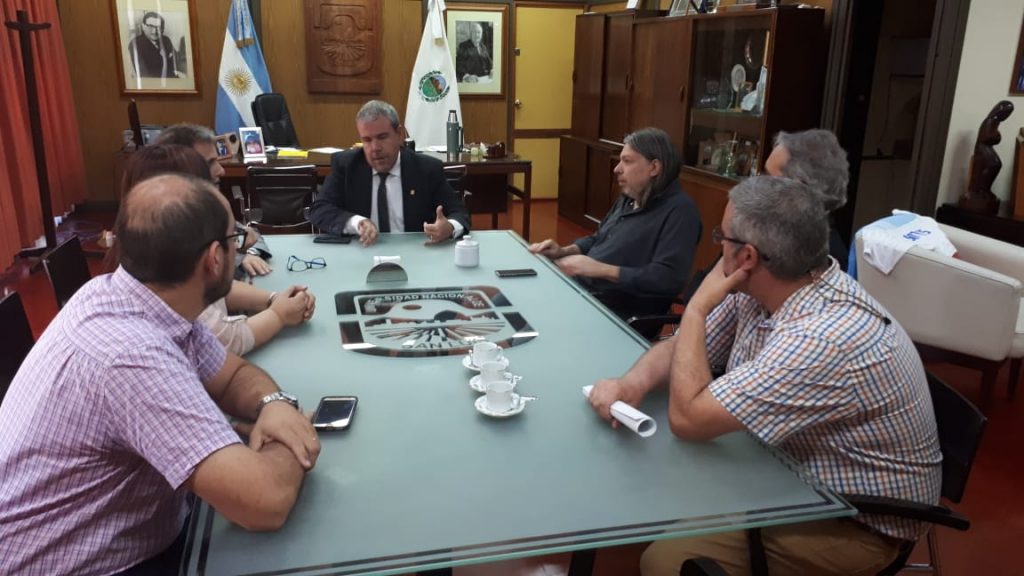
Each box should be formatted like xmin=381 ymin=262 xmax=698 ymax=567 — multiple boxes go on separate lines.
xmin=765 ymin=128 xmax=851 ymax=270
xmin=588 ymin=176 xmax=940 ymax=575
xmin=529 ymin=127 xmax=701 ymax=328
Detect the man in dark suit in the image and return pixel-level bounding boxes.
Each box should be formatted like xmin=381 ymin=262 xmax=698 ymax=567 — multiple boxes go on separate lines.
xmin=456 ymin=22 xmax=492 ymax=83
xmin=128 ymin=11 xmax=178 ymax=78
xmin=309 ymin=100 xmax=470 ymax=247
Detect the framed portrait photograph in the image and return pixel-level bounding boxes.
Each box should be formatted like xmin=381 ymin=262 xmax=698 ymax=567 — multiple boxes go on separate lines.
xmin=239 ymin=127 xmax=266 ymax=161
xmin=215 ymin=133 xmax=238 ymax=160
xmin=446 ymin=5 xmax=507 ymax=98
xmin=668 ymin=0 xmax=690 ymax=17
xmin=109 ymin=0 xmax=200 ymax=95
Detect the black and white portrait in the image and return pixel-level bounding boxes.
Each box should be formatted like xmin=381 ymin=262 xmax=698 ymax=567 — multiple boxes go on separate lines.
xmin=111 ymin=0 xmax=200 ymax=94
xmin=447 ymin=7 xmax=506 ymax=97
xmin=455 ymin=21 xmax=493 ymax=84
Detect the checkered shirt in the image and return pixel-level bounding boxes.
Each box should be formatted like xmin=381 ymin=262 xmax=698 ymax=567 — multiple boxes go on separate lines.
xmin=706 ymin=260 xmax=942 ymax=541
xmin=0 ymin=267 xmax=241 ymax=575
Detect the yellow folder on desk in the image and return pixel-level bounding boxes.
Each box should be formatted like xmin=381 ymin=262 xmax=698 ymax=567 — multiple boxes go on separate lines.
xmin=275 ymin=148 xmax=308 ymax=158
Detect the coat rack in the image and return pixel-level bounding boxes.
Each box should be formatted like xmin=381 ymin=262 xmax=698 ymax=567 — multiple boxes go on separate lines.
xmin=5 ymin=9 xmax=57 ymax=257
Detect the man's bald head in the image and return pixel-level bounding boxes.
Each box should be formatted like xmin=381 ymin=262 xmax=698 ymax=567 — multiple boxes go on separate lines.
xmin=116 ymin=174 xmax=232 ymax=286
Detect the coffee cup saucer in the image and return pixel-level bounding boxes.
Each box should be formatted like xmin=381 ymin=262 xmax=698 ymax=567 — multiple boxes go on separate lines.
xmin=469 ymin=373 xmax=520 ymax=393
xmin=463 ymin=354 xmax=509 ymax=372
xmin=475 ymin=394 xmax=525 ymax=418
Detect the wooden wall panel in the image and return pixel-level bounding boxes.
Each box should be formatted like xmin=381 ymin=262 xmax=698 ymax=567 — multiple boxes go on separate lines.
xmin=60 ymin=0 xmax=507 ymax=203
xmin=58 ymin=0 xmax=231 ymax=202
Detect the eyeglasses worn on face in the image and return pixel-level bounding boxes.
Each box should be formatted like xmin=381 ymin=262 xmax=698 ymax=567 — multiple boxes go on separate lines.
xmin=287 ymin=255 xmax=327 ymax=272
xmin=198 ymin=232 xmax=246 ymax=254
xmin=712 ymin=226 xmax=771 ymax=261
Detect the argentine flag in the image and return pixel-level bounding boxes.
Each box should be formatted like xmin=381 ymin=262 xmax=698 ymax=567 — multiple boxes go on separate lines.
xmin=405 ymin=0 xmax=461 ymax=149
xmin=215 ymin=0 xmax=272 ymax=136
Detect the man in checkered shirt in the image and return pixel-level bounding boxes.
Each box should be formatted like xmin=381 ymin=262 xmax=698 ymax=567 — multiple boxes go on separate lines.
xmin=589 ymin=176 xmax=941 ymax=575
xmin=0 ymin=174 xmax=320 ymax=575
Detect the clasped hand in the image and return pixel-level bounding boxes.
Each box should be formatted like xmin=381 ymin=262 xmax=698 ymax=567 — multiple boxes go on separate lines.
xmin=238 ymin=402 xmax=321 ymax=470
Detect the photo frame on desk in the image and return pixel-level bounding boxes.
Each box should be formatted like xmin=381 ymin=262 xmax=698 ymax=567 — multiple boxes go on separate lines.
xmin=446 ymin=5 xmax=507 ymax=98
xmin=239 ymin=127 xmax=266 ymax=161
xmin=109 ymin=0 xmax=200 ymax=95
xmin=215 ymin=133 xmax=239 ymax=160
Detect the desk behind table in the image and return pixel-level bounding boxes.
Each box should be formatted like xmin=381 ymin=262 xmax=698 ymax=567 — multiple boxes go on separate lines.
xmin=220 ymin=151 xmax=533 ymax=240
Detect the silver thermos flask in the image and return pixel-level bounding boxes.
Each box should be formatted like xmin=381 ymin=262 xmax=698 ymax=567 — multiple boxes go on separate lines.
xmin=446 ymin=110 xmax=462 ymax=157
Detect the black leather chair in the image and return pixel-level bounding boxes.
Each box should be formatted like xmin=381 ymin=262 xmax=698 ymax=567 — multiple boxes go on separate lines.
xmin=43 ymin=235 xmax=92 ymax=309
xmin=1 ymin=291 xmax=34 ymax=405
xmin=443 ymin=164 xmax=470 ymax=202
xmin=251 ymin=93 xmax=299 ymax=148
xmin=244 ymin=165 xmax=317 ymax=234
xmin=681 ymin=371 xmax=987 ymax=576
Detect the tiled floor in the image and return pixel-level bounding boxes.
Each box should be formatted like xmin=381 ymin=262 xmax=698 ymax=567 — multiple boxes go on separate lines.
xmin=4 ymin=200 xmax=1021 ymax=575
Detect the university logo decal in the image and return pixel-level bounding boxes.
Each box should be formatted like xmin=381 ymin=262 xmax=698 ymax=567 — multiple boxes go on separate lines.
xmin=417 ymin=70 xmax=450 ymax=103
xmin=335 ymin=286 xmax=537 ymax=357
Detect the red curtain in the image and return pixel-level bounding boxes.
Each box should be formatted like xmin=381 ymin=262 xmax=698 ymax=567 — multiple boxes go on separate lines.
xmin=1 ymin=0 xmax=86 ymax=270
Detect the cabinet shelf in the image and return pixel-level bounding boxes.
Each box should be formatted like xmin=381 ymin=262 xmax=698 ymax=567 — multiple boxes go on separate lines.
xmin=690 ymin=108 xmax=763 ymax=137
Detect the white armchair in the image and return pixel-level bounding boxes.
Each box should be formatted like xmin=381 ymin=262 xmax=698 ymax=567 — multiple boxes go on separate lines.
xmin=855 ymin=224 xmax=1024 ymax=412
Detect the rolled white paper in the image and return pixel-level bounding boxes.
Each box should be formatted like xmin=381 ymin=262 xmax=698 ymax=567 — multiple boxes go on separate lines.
xmin=582 ymin=385 xmax=657 ymax=438
xmin=373 ymin=255 xmax=401 ymax=265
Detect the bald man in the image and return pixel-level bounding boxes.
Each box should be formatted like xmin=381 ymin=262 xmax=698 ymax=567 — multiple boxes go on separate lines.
xmin=0 ymin=174 xmax=319 ymax=576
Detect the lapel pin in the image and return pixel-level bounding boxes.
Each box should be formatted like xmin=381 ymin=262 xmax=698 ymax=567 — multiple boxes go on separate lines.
xmin=410 ymin=189 xmax=416 ymax=196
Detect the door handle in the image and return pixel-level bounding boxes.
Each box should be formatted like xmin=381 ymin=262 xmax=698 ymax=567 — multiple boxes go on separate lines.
xmin=514 ymin=99 xmax=523 ymax=109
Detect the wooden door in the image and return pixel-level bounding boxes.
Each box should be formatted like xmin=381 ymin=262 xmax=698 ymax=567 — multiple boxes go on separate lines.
xmin=571 ymin=13 xmax=606 ymax=140
xmin=601 ymin=13 xmax=634 ymax=143
xmin=513 ymin=4 xmax=584 ymax=205
xmin=628 ymin=18 xmax=692 ymax=152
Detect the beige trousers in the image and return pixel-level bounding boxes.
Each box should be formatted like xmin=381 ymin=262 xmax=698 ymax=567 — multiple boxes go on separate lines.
xmin=640 ymin=519 xmax=904 ymax=576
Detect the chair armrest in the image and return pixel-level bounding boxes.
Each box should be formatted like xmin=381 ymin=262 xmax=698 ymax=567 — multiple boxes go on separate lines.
xmin=680 ymin=558 xmax=729 ymax=576
xmin=940 ymin=224 xmax=1024 ymax=285
xmin=855 ymin=236 xmax=1021 ymax=360
xmin=840 ymin=493 xmax=970 ymax=531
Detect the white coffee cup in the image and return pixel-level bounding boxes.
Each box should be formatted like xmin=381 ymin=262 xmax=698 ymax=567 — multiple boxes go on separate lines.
xmin=485 ymin=379 xmax=515 ymax=412
xmin=472 ymin=341 xmax=503 ymax=366
xmin=480 ymin=360 xmax=514 ymax=387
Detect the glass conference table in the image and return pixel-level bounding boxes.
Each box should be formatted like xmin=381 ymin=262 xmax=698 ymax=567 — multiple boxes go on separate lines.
xmin=181 ymin=231 xmax=853 ymax=576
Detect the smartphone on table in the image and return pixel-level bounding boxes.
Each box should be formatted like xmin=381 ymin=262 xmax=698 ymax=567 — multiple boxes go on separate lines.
xmin=313 ymin=396 xmax=358 ymax=431
xmin=495 ymin=268 xmax=538 ymax=278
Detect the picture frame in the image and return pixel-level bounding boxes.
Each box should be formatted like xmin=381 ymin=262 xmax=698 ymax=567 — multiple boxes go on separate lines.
xmin=668 ymin=0 xmax=690 ymax=17
xmin=215 ymin=133 xmax=239 ymax=160
xmin=446 ymin=5 xmax=507 ymax=98
xmin=1011 ymin=15 xmax=1024 ymax=95
xmin=109 ymin=0 xmax=201 ymax=95
xmin=239 ymin=127 xmax=267 ymax=161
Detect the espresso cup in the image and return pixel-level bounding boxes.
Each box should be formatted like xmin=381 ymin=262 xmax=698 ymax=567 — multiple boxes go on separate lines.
xmin=472 ymin=341 xmax=503 ymax=366
xmin=484 ymin=379 xmax=515 ymax=412
xmin=480 ymin=361 xmax=514 ymax=387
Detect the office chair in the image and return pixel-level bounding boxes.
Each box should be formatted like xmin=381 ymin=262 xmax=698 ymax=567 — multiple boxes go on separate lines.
xmin=43 ymin=235 xmax=92 ymax=310
xmin=626 ymin=259 xmax=717 ymax=341
xmin=681 ymin=371 xmax=987 ymax=576
xmin=443 ymin=164 xmax=470 ymax=202
xmin=0 ymin=291 xmax=35 ymax=405
xmin=244 ymin=165 xmax=317 ymax=234
xmin=251 ymin=93 xmax=300 ymax=148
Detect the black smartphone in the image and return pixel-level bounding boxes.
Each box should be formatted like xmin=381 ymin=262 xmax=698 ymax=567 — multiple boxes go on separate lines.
xmin=313 ymin=396 xmax=358 ymax=431
xmin=313 ymin=234 xmax=352 ymax=244
xmin=495 ymin=268 xmax=538 ymax=278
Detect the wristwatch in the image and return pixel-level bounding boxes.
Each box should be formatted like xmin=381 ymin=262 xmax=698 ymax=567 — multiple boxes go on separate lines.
xmin=256 ymin=391 xmax=299 ymax=415
xmin=246 ymin=247 xmax=262 ymax=256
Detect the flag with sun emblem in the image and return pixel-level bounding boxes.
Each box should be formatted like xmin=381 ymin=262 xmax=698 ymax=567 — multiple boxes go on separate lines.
xmin=405 ymin=0 xmax=461 ymax=149
xmin=215 ymin=0 xmax=272 ymax=136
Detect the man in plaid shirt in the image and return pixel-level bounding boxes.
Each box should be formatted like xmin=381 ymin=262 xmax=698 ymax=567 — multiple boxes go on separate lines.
xmin=589 ymin=176 xmax=941 ymax=575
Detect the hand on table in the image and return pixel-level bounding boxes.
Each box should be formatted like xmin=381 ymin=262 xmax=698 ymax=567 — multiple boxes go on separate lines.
xmin=243 ymin=402 xmax=320 ymax=470
xmin=555 ymin=255 xmax=601 ymax=278
xmin=270 ymin=286 xmax=313 ymax=326
xmin=241 ymin=255 xmax=272 ymax=276
xmin=587 ymin=378 xmax=647 ymax=429
xmin=357 ymin=219 xmax=378 ymax=247
xmin=528 ymin=239 xmax=565 ymax=260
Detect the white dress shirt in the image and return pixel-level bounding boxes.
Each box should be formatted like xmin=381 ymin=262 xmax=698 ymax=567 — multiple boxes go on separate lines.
xmin=344 ymin=160 xmax=464 ymax=237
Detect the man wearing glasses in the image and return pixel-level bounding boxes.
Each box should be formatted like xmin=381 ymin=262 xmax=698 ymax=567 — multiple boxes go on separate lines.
xmin=0 ymin=174 xmax=320 ymax=576
xmin=128 ymin=11 xmax=178 ymax=79
xmin=587 ymin=176 xmax=941 ymax=575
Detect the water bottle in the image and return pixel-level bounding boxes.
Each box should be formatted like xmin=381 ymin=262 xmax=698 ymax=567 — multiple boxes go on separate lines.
xmin=446 ymin=110 xmax=463 ymax=157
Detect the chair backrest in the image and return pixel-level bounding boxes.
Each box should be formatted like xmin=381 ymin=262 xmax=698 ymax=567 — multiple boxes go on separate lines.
xmin=443 ymin=164 xmax=469 ymax=201
xmin=245 ymin=165 xmax=317 ymax=233
xmin=43 ymin=235 xmax=92 ymax=309
xmin=252 ymin=93 xmax=299 ymax=148
xmin=0 ymin=291 xmax=34 ymax=404
xmin=928 ymin=372 xmax=987 ymax=503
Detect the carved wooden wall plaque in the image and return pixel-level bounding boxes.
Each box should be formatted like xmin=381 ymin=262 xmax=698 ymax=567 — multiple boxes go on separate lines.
xmin=305 ymin=0 xmax=382 ymax=94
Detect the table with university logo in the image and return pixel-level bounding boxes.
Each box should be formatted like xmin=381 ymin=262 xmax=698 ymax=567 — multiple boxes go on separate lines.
xmin=180 ymin=231 xmax=853 ymax=576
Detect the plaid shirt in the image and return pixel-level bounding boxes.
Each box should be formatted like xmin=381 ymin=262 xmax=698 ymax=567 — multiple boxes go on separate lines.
xmin=0 ymin=268 xmax=241 ymax=575
xmin=707 ymin=260 xmax=942 ymax=541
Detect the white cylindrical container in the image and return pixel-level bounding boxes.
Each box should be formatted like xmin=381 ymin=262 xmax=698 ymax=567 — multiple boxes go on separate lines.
xmin=454 ymin=235 xmax=479 ymax=268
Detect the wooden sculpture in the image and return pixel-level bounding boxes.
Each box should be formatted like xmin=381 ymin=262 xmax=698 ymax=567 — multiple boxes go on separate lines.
xmin=961 ymin=100 xmax=1014 ymax=214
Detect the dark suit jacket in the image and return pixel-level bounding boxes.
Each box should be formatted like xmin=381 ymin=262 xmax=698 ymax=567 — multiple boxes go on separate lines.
xmin=309 ymin=148 xmax=470 ymax=236
xmin=128 ymin=34 xmax=177 ymax=78
xmin=456 ymin=40 xmax=492 ymax=80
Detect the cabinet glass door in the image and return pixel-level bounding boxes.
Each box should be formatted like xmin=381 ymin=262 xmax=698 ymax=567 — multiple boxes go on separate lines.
xmin=685 ymin=14 xmax=772 ymax=180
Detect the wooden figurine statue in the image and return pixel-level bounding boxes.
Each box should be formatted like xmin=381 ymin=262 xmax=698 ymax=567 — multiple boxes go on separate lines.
xmin=961 ymin=100 xmax=1014 ymax=214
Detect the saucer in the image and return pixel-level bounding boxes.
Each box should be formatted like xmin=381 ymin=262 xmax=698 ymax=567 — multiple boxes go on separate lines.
xmin=475 ymin=394 xmax=525 ymax=418
xmin=462 ymin=354 xmax=509 ymax=372
xmin=469 ymin=374 xmax=519 ymax=393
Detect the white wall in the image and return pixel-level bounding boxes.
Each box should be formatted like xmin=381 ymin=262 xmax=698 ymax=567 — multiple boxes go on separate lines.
xmin=936 ymin=0 xmax=1024 ymax=208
